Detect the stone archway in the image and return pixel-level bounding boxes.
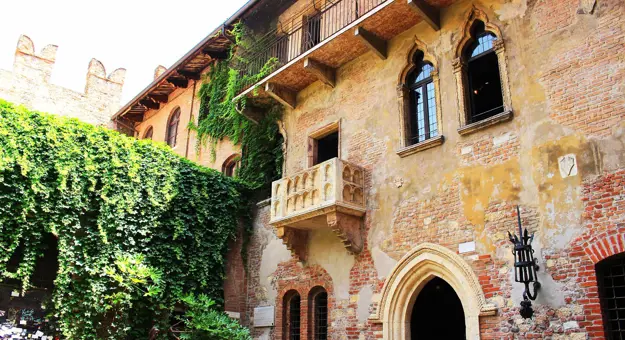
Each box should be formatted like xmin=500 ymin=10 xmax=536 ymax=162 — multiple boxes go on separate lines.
xmin=369 ymin=243 xmax=496 ymax=340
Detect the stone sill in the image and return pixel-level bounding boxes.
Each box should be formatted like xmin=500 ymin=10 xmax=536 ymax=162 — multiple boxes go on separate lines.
xmin=457 ymin=110 xmax=513 ymax=136
xmin=396 ymin=135 xmax=445 ymax=158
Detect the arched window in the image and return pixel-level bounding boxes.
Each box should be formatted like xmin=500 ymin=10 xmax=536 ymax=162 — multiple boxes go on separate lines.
xmin=143 ymin=126 xmax=153 ymax=140
xmin=396 ymin=40 xmax=443 ymax=157
xmin=406 ymin=52 xmax=438 ymax=144
xmin=463 ymin=21 xmax=503 ymax=123
xmin=222 ymin=154 xmax=240 ymax=178
xmin=166 ymin=108 xmax=181 ymax=147
xmin=283 ymin=291 xmax=301 ymax=340
xmin=453 ymin=8 xmax=513 ymax=135
xmin=309 ymin=287 xmax=328 ymax=340
xmin=597 ymin=252 xmax=625 ymax=338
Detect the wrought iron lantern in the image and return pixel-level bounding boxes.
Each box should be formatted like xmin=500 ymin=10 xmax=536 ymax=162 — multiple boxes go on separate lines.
xmin=508 ymin=206 xmax=541 ymax=319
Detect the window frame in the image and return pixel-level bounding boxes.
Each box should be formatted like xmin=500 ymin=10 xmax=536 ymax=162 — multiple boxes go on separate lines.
xmin=308 ymin=287 xmax=329 ymax=340
xmin=166 ymin=107 xmax=181 ymax=147
xmin=452 ymin=8 xmax=513 ymax=136
xmin=143 ymin=126 xmax=154 ymax=140
xmin=283 ymin=291 xmax=301 ymax=340
xmin=222 ymin=154 xmax=240 ymax=178
xmin=396 ymin=39 xmax=444 ymax=157
xmin=407 ymin=62 xmax=438 ymax=144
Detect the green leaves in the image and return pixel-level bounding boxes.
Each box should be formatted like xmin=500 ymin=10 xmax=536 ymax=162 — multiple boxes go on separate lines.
xmin=0 ymin=100 xmax=246 ymax=339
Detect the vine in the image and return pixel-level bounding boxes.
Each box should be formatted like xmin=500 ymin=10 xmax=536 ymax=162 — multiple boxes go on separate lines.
xmin=0 ymin=100 xmax=248 ymax=339
xmin=194 ymin=23 xmax=283 ymax=191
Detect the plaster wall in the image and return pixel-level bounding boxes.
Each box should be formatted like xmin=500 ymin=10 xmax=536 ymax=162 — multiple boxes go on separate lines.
xmin=243 ymin=0 xmax=625 ymax=339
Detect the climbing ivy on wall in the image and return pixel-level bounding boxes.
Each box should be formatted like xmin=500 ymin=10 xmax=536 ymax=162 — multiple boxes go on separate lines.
xmin=194 ymin=23 xmax=283 ymax=190
xmin=0 ymin=100 xmax=248 ymax=339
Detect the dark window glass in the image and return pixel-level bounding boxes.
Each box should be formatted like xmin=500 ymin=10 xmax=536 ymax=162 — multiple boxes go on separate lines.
xmin=143 ymin=126 xmax=153 ymax=140
xmin=222 ymin=155 xmax=239 ymax=177
xmin=407 ymin=54 xmax=438 ymax=144
xmin=465 ymin=22 xmax=504 ymax=123
xmin=166 ymin=108 xmax=181 ymax=147
xmin=314 ymin=292 xmax=328 ymax=340
xmin=597 ymin=253 xmax=625 ymax=339
xmin=289 ymin=295 xmax=301 ymax=340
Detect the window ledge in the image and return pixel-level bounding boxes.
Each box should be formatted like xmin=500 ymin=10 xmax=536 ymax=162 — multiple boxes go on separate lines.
xmin=396 ymin=135 xmax=445 ymax=158
xmin=457 ymin=110 xmax=513 ymax=136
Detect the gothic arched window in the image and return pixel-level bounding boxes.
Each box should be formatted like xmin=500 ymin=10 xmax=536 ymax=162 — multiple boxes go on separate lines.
xmin=143 ymin=126 xmax=153 ymax=140
xmin=406 ymin=52 xmax=438 ymax=144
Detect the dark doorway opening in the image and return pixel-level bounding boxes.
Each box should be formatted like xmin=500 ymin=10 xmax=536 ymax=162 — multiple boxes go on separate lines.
xmin=597 ymin=252 xmax=625 ymax=339
xmin=411 ymin=277 xmax=465 ymax=340
xmin=312 ymin=131 xmax=339 ymax=166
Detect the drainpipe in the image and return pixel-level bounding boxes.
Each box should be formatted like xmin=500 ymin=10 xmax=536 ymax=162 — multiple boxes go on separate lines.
xmin=184 ymin=80 xmax=197 ymax=159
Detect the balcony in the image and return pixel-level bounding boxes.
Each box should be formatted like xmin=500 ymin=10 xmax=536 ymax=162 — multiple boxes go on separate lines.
xmin=270 ymin=158 xmax=366 ymax=260
xmin=235 ymin=0 xmax=443 ymax=107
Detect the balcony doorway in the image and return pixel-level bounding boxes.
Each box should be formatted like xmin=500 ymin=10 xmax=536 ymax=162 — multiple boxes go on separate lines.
xmin=308 ymin=122 xmax=340 ymax=167
xmin=410 ymin=277 xmax=466 ymax=340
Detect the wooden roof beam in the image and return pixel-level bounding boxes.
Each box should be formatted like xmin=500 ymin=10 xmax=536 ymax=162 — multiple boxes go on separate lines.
xmin=266 ymin=82 xmax=296 ymax=109
xmin=202 ymin=49 xmax=229 ymax=60
xmin=178 ymin=71 xmax=201 ymax=81
xmin=166 ymin=77 xmax=189 ymax=89
xmin=304 ymin=58 xmax=336 ymax=88
xmin=354 ymin=27 xmax=387 ymax=60
xmin=148 ymin=94 xmax=168 ymax=104
xmin=407 ymin=0 xmax=440 ymax=31
xmin=139 ymin=98 xmax=160 ymax=110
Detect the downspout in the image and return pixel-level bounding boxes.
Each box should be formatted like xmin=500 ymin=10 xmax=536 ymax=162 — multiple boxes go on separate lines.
xmin=184 ymin=80 xmax=198 ymax=159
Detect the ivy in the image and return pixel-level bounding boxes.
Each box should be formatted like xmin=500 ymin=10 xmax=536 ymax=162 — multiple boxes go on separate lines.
xmin=194 ymin=23 xmax=283 ymax=191
xmin=0 ymin=100 xmax=248 ymax=339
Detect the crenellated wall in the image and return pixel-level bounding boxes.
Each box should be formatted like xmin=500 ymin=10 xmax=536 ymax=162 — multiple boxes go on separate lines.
xmin=0 ymin=35 xmax=126 ymax=126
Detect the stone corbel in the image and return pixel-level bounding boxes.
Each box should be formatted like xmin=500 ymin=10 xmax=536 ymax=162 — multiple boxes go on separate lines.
xmin=276 ymin=226 xmax=309 ymax=262
xmin=327 ymin=211 xmax=363 ymax=254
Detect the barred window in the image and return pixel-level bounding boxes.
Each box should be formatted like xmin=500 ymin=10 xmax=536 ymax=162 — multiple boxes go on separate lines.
xmin=312 ymin=289 xmax=328 ymax=340
xmin=283 ymin=291 xmax=301 ymax=340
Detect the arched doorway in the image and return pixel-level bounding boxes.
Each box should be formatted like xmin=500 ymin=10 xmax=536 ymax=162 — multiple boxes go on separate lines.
xmin=410 ymin=277 xmax=465 ymax=340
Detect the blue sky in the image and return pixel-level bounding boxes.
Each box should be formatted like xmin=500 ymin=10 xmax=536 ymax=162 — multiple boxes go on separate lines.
xmin=0 ymin=0 xmax=248 ymax=103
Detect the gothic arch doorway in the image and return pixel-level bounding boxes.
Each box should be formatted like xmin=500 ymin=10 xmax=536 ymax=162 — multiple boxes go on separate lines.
xmin=410 ymin=277 xmax=465 ymax=340
xmin=370 ymin=243 xmax=496 ymax=340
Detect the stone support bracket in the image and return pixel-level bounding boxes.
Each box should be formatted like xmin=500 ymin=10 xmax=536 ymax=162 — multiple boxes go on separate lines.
xmin=407 ymin=0 xmax=441 ymax=31
xmin=327 ymin=211 xmax=363 ymax=254
xmin=266 ymin=82 xmax=297 ymax=109
xmin=276 ymin=226 xmax=310 ymax=262
xmin=354 ymin=27 xmax=387 ymax=60
xmin=304 ymin=58 xmax=336 ymax=88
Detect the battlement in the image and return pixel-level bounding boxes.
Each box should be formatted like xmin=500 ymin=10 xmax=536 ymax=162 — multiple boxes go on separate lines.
xmin=0 ymin=35 xmax=126 ymax=126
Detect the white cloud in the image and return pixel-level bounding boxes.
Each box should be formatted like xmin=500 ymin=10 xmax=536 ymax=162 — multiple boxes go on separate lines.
xmin=0 ymin=0 xmax=248 ymax=103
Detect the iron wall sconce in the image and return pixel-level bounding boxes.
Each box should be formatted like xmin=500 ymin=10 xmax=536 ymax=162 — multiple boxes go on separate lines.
xmin=508 ymin=206 xmax=541 ymax=319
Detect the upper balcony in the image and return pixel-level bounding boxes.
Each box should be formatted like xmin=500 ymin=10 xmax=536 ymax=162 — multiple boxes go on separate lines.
xmin=269 ymin=158 xmax=366 ymax=260
xmin=235 ymin=0 xmax=443 ymax=107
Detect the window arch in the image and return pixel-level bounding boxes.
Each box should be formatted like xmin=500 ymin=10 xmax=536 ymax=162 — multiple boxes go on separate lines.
xmin=283 ymin=290 xmax=301 ymax=340
xmin=222 ymin=154 xmax=240 ymax=178
xmin=453 ymin=7 xmax=512 ymax=135
xmin=308 ymin=287 xmax=328 ymax=340
xmin=396 ymin=39 xmax=443 ymax=157
xmin=143 ymin=126 xmax=153 ymax=140
xmin=166 ymin=107 xmax=181 ymax=147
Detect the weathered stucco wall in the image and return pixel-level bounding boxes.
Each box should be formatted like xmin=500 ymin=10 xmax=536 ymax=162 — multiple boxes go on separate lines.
xmin=243 ymin=0 xmax=625 ymax=339
xmin=0 ymin=35 xmax=125 ymax=126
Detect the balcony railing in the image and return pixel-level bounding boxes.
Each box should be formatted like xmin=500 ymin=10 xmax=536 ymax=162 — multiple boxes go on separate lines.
xmin=238 ymin=0 xmax=386 ymax=90
xmin=270 ymin=158 xmax=365 ymax=225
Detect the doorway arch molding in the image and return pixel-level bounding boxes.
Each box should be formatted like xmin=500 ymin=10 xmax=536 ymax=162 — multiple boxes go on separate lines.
xmin=369 ymin=243 xmax=497 ymax=340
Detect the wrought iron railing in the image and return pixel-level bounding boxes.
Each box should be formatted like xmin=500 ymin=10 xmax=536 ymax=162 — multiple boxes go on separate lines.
xmin=237 ymin=0 xmax=386 ymax=91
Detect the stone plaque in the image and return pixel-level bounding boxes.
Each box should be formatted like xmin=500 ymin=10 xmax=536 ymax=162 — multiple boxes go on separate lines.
xmin=254 ymin=306 xmax=275 ymax=327
xmin=558 ymin=154 xmax=578 ymax=178
xmin=226 ymin=311 xmax=240 ymax=319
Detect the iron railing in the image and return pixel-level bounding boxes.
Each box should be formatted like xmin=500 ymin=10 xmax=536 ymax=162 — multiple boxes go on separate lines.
xmin=237 ymin=0 xmax=386 ymax=91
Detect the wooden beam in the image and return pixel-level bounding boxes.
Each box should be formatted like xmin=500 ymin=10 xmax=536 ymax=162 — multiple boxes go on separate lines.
xmin=239 ymin=105 xmax=265 ymax=125
xmin=354 ymin=27 xmax=387 ymax=60
xmin=178 ymin=71 xmax=201 ymax=81
xmin=304 ymin=58 xmax=336 ymax=88
xmin=265 ymin=82 xmax=297 ymax=109
xmin=407 ymin=0 xmax=440 ymax=31
xmin=166 ymin=77 xmax=189 ymax=89
xmin=201 ymin=49 xmax=229 ymax=60
xmin=148 ymin=94 xmax=168 ymax=103
xmin=139 ymin=99 xmax=160 ymax=110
